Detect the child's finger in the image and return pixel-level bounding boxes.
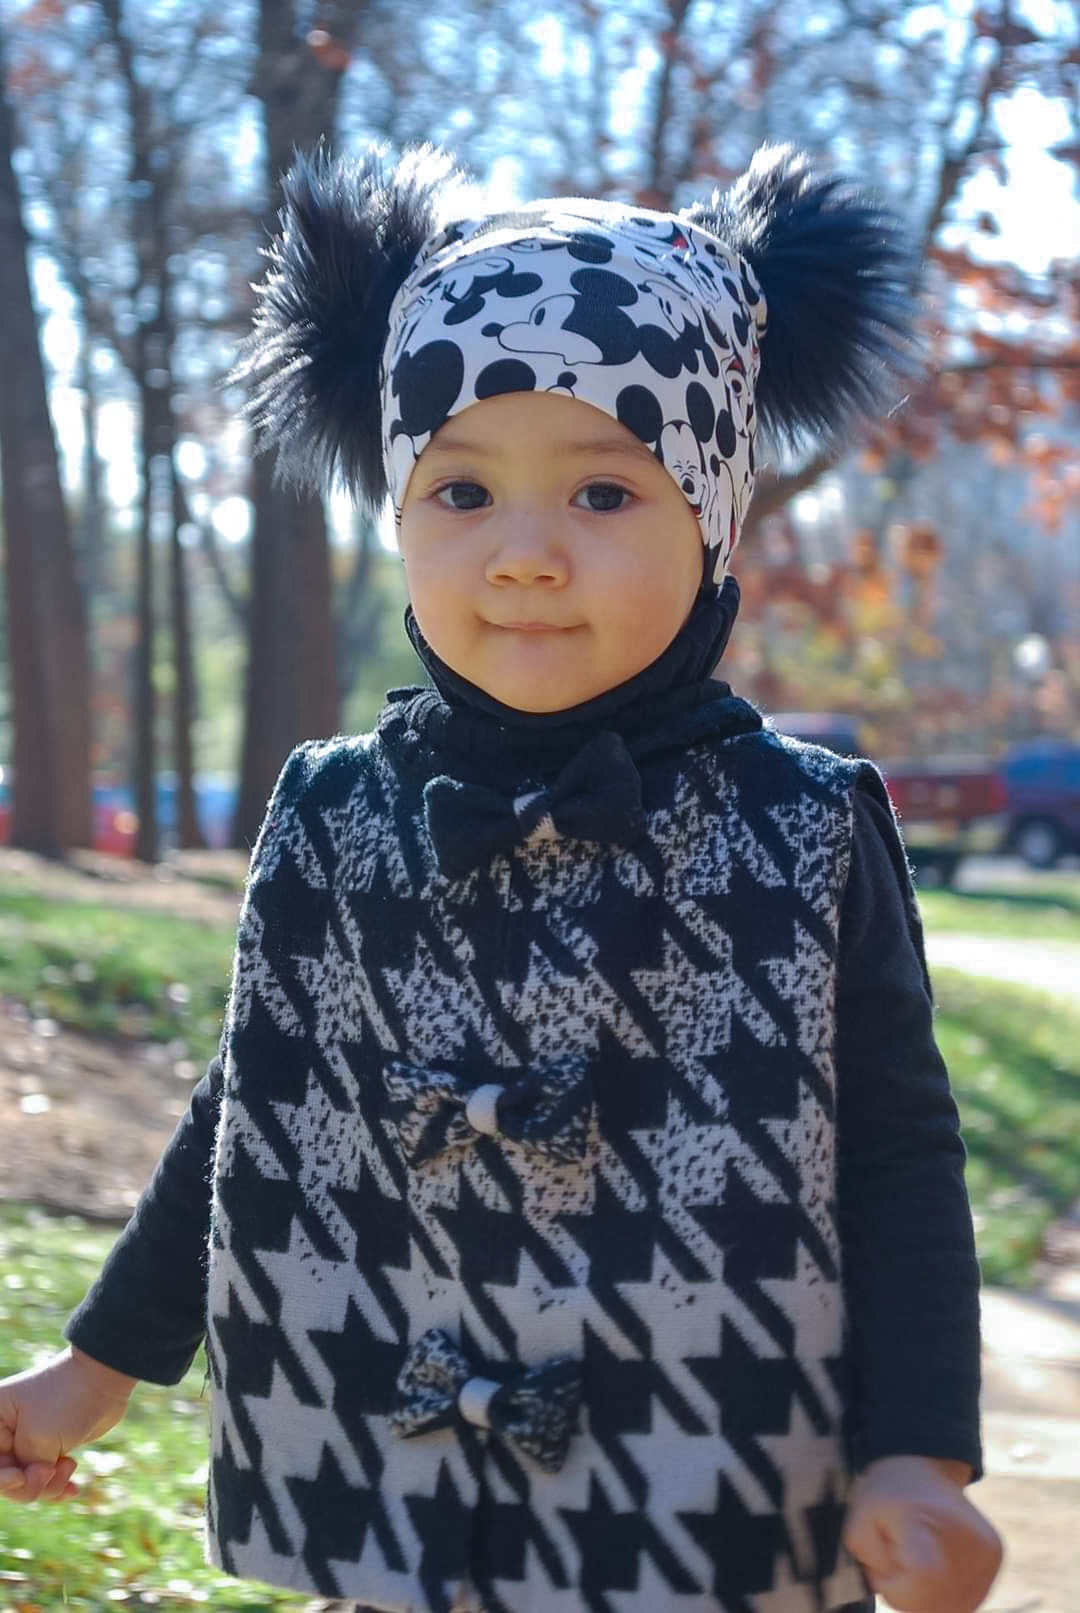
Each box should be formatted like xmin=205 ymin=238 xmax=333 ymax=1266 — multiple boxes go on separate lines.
xmin=842 ymin=1512 xmax=898 ymax=1579
xmin=40 ymin=1456 xmax=78 ymax=1501
xmin=894 ymin=1517 xmax=944 ymax=1575
xmin=3 ymin=1460 xmax=65 ymax=1504
xmin=872 ymin=1522 xmax=947 ymax=1610
xmin=0 ymin=1465 xmax=35 ymax=1502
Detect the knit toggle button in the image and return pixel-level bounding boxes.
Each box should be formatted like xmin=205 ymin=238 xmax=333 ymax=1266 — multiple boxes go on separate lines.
xmin=464 ymin=1082 xmax=504 ymax=1137
xmin=392 ymin=1327 xmax=583 ymax=1472
xmin=384 ymin=1053 xmax=593 ymax=1166
xmin=457 ymin=1375 xmax=501 ymax=1430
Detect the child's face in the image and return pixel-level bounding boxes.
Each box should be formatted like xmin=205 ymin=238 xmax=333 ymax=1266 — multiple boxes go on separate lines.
xmin=397 ymin=392 xmax=703 ymax=712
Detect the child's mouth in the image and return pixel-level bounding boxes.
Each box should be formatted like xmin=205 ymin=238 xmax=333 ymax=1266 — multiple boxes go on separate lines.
xmin=498 ymin=621 xmax=573 ymax=632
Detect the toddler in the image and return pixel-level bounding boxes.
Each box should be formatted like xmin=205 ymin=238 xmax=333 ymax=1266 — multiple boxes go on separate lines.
xmin=0 ymin=143 xmax=1002 ymax=1613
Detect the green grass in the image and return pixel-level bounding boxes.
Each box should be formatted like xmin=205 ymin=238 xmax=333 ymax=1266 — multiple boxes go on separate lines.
xmin=0 ymin=891 xmax=234 ymax=1069
xmin=918 ymin=878 xmax=1080 ymax=941
xmin=0 ymin=1208 xmax=307 ymax=1612
xmin=934 ymin=969 xmax=1080 ymax=1284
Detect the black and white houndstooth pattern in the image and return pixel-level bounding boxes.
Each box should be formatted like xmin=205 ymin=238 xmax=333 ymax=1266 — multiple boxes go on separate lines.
xmin=205 ymin=706 xmax=870 ymax=1612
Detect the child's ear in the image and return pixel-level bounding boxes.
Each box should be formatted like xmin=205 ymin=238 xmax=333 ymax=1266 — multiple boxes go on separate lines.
xmin=232 ymin=142 xmax=459 ymax=505
xmin=683 ymin=145 xmax=919 ymax=448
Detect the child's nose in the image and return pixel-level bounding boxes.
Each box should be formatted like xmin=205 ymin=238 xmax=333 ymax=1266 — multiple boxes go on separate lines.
xmin=485 ymin=515 xmax=570 ymax=587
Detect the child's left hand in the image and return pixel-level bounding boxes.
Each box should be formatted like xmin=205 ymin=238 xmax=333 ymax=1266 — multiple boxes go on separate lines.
xmin=842 ymin=1454 xmax=1003 ymax=1613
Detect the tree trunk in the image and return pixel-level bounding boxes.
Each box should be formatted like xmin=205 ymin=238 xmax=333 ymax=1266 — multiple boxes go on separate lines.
xmin=232 ymin=0 xmax=357 ymax=845
xmin=0 ymin=24 xmax=91 ymax=854
xmin=171 ymin=463 xmax=203 ymax=849
xmin=76 ymin=328 xmax=108 ymax=603
xmin=102 ymin=0 xmax=206 ymax=861
xmin=233 ymin=454 xmax=337 ymax=845
xmin=739 ymin=451 xmax=838 ymax=549
xmin=131 ymin=410 xmax=157 ymax=865
xmin=337 ymin=510 xmax=383 ymax=699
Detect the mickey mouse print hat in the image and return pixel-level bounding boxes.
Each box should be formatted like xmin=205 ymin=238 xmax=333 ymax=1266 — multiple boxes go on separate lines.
xmin=239 ymin=144 xmax=914 ymax=583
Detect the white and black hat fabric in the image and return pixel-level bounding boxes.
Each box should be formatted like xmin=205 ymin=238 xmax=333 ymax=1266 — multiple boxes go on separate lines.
xmin=380 ymin=203 xmax=767 ymax=580
xmin=238 ymin=143 xmax=916 ymax=580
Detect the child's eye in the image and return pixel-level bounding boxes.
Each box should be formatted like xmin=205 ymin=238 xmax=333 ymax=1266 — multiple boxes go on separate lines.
xmin=434 ymin=481 xmax=490 ymax=510
xmin=573 ymin=482 xmax=632 ymax=513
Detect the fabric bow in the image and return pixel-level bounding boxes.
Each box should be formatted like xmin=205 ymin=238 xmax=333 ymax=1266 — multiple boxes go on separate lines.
xmin=423 ymin=729 xmax=645 ymax=879
xmin=391 ymin=1327 xmax=583 ymax=1473
xmin=384 ymin=1055 xmax=592 ymax=1166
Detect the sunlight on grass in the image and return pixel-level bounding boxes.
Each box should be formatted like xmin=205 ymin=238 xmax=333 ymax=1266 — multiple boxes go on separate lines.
xmin=934 ymin=970 xmax=1080 ymax=1285
xmin=918 ymin=882 xmax=1080 ymax=941
xmin=0 ymin=893 xmax=234 ymax=1068
xmin=0 ymin=1209 xmax=307 ymax=1612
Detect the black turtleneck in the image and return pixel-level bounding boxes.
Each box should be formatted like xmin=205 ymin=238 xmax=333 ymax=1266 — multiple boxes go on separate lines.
xmin=66 ymin=574 xmax=981 ymax=1487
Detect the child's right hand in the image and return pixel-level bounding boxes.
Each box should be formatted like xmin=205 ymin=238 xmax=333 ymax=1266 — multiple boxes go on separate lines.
xmin=0 ymin=1346 xmax=138 ymax=1502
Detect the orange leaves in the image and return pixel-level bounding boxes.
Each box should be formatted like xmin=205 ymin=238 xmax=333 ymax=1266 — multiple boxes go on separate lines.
xmin=15 ymin=0 xmax=65 ymax=23
xmin=306 ymin=30 xmax=351 ymax=74
xmin=1021 ymin=444 xmax=1080 ymax=534
xmin=925 ymin=246 xmax=1059 ymax=318
xmin=972 ymin=10 xmax=1043 ymax=47
xmin=895 ymin=523 xmax=944 ymax=579
xmin=851 ymin=529 xmax=883 ymax=578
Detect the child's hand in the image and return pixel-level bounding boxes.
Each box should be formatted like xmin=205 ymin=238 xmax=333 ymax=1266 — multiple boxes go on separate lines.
xmin=843 ymin=1455 xmax=1003 ymax=1613
xmin=0 ymin=1346 xmax=137 ymax=1503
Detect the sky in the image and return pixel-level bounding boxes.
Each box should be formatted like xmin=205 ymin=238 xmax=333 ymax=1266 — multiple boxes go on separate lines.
xmin=955 ymin=89 xmax=1079 ymax=273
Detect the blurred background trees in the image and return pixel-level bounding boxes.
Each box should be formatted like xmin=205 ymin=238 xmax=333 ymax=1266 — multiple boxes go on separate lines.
xmin=0 ymin=0 xmax=1076 ymax=854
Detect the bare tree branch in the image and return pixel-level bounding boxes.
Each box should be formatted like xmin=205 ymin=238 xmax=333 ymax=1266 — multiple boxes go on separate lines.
xmin=740 ymin=450 xmax=839 ymax=547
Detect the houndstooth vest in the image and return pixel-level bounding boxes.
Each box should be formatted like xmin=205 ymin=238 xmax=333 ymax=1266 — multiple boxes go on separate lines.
xmin=204 ymin=693 xmax=871 ymax=1613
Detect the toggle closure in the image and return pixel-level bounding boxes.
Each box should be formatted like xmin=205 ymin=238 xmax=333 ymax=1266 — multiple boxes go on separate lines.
xmin=463 ymin=1083 xmax=504 ymax=1137
xmin=392 ymin=1327 xmax=583 ymax=1472
xmin=384 ymin=1054 xmax=593 ymax=1166
xmin=457 ymin=1375 xmax=501 ymax=1430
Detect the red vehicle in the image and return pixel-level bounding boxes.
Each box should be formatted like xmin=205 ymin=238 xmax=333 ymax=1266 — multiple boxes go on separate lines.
xmin=0 ymin=771 xmax=235 ymax=857
xmin=0 ymin=774 xmax=138 ymax=855
xmin=767 ymin=714 xmax=1006 ymax=887
xmin=878 ymin=758 xmax=1006 ymax=886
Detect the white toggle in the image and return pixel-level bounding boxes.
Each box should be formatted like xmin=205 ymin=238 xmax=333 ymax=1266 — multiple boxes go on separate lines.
xmin=464 ymin=1083 xmax=504 ymax=1137
xmin=457 ymin=1375 xmax=501 ymax=1429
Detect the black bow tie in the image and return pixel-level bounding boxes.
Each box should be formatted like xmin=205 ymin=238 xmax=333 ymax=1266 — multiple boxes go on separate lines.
xmin=423 ymin=729 xmax=645 ymax=879
xmin=384 ymin=1055 xmax=593 ymax=1167
xmin=391 ymin=1328 xmax=583 ymax=1473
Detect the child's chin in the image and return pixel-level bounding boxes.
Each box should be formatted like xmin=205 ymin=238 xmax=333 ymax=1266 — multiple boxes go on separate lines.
xmin=474 ymin=658 xmax=603 ymax=714
xmin=480 ymin=672 xmax=602 ymax=713
xmin=490 ymin=687 xmax=588 ymax=714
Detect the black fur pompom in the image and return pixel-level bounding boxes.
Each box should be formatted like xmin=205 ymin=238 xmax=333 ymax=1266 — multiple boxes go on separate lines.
xmin=234 ymin=143 xmax=460 ymax=502
xmin=684 ymin=146 xmax=918 ymax=446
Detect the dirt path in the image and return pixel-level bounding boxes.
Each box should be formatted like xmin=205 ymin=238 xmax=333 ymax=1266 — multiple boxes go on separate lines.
xmin=0 ymin=844 xmax=246 ymax=923
xmin=0 ymin=848 xmax=244 ymax=1220
xmin=0 ymin=1003 xmax=201 ymax=1221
